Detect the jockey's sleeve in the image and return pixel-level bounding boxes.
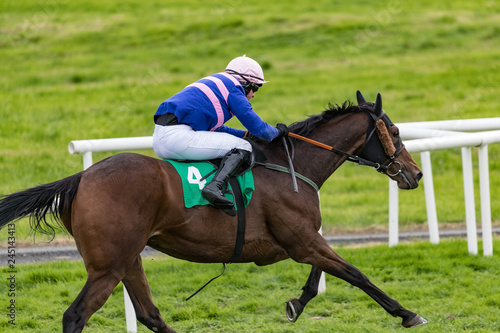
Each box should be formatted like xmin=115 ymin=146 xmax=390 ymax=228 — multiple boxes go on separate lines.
xmin=214 ymin=126 xmax=246 ymax=137
xmin=227 ymin=88 xmax=279 ymax=141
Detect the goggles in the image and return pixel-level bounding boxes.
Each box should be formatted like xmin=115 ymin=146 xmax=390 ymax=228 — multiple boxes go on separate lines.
xmin=243 ymin=82 xmax=262 ymax=94
xmin=225 ymin=69 xmax=263 ymax=94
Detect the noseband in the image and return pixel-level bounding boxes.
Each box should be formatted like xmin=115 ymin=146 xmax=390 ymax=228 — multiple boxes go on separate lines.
xmin=287 ymin=110 xmax=405 ymax=176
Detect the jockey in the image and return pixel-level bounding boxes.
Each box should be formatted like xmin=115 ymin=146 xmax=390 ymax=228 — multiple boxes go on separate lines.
xmin=153 ymin=55 xmax=289 ymax=216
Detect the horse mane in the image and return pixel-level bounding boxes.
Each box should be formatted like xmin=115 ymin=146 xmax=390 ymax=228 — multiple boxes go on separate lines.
xmin=288 ymin=100 xmax=366 ymax=138
xmin=251 ymin=100 xmax=371 ymax=150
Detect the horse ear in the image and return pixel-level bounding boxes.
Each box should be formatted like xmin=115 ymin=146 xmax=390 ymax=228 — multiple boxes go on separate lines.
xmin=356 ymin=90 xmax=366 ymax=104
xmin=374 ymin=93 xmax=382 ymax=115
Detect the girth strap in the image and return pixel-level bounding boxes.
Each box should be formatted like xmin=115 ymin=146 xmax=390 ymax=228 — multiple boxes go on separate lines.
xmin=185 ymin=176 xmax=247 ymax=301
xmin=256 ymin=162 xmax=319 ymax=192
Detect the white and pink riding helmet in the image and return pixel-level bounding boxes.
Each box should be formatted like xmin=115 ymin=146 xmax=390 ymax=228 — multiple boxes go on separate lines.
xmin=225 ymin=55 xmax=268 ymax=93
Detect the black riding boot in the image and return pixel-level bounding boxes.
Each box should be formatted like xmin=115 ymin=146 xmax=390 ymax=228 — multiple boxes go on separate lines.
xmin=202 ymin=149 xmax=251 ymax=216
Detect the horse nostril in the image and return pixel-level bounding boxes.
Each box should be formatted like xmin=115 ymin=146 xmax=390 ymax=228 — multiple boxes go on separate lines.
xmin=416 ymin=171 xmax=423 ymax=182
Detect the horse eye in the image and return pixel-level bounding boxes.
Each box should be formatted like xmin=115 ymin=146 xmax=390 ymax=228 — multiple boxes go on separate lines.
xmin=389 ymin=125 xmax=399 ymax=137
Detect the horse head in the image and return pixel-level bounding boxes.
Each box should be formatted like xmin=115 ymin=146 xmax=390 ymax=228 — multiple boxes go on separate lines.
xmin=356 ymin=91 xmax=422 ymax=189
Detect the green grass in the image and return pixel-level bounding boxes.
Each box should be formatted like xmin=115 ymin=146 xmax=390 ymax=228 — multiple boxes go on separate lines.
xmin=1 ymin=238 xmax=499 ymax=332
xmin=1 ymin=0 xmax=500 ymax=239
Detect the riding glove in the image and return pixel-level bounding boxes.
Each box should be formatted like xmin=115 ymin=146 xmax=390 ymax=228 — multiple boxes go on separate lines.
xmin=276 ymin=123 xmax=289 ymax=138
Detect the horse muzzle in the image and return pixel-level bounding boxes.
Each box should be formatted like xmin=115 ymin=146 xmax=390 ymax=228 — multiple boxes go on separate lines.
xmin=393 ymin=167 xmax=422 ymax=189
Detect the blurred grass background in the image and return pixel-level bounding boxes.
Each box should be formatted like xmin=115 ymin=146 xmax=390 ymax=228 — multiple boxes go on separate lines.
xmin=1 ymin=0 xmax=499 ymax=241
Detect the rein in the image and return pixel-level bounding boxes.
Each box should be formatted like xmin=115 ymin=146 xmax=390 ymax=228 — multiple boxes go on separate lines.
xmin=288 ymin=129 xmax=404 ymax=177
xmin=255 ymin=161 xmax=319 ymax=192
xmin=282 ymin=137 xmax=299 ymax=192
xmin=288 ymin=132 xmax=381 ymax=168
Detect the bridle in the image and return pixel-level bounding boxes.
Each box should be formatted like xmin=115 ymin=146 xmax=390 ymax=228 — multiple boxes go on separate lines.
xmin=287 ymin=110 xmax=405 ymax=177
xmin=360 ymin=110 xmax=406 ymax=176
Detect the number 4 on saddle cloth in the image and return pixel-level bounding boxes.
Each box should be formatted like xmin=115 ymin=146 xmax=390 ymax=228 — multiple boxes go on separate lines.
xmin=165 ymin=156 xmax=255 ymax=262
xmin=164 ymin=159 xmax=255 ymax=210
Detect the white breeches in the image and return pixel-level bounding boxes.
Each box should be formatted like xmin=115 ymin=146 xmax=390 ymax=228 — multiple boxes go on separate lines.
xmin=153 ymin=124 xmax=252 ymax=160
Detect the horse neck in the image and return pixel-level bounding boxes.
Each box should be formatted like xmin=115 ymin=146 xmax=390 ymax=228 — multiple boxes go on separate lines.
xmin=287 ymin=111 xmax=370 ymax=189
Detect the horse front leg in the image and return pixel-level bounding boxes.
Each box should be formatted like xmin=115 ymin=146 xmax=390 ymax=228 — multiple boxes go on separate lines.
xmin=329 ymin=259 xmax=427 ymax=328
xmin=285 ymin=266 xmax=323 ymax=322
xmin=321 ymin=249 xmax=426 ymax=328
xmin=287 ymin=234 xmax=427 ymax=328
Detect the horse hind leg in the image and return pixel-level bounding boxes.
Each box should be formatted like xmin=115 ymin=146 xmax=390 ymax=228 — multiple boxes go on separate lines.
xmin=63 ymin=272 xmax=122 ymax=333
xmin=122 ymin=256 xmax=175 ymax=333
xmin=62 ymin=239 xmax=145 ymax=332
xmin=285 ymin=266 xmax=323 ymax=322
xmin=61 ymin=256 xmax=173 ymax=333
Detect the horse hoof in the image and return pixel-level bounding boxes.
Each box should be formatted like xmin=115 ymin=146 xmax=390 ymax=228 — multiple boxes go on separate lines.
xmin=285 ymin=299 xmax=302 ymax=322
xmin=402 ymin=314 xmax=428 ymax=328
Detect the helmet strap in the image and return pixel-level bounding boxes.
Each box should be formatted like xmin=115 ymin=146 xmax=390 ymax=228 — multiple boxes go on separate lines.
xmin=225 ymin=69 xmax=261 ymax=94
xmin=225 ymin=69 xmax=264 ymax=84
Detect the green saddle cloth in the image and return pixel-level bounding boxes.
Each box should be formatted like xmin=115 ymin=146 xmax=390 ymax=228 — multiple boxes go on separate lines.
xmin=165 ymin=159 xmax=255 ymax=209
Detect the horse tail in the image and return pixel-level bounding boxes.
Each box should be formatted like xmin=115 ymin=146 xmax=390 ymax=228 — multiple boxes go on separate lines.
xmin=0 ymin=172 xmax=83 ymax=238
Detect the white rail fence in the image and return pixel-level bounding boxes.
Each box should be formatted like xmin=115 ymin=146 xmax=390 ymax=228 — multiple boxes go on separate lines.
xmin=395 ymin=119 xmax=500 ymax=257
xmin=69 ymin=118 xmax=500 ymax=331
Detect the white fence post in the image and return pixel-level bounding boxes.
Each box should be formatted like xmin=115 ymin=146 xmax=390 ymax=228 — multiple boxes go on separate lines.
xmin=318 ymin=225 xmax=326 ymax=294
xmin=420 ymin=151 xmax=439 ymax=244
xmin=388 ymin=179 xmax=399 ymax=247
xmin=123 ymin=285 xmax=137 ymax=332
xmin=317 ymin=192 xmax=326 ymax=294
xmin=461 ymin=147 xmax=478 ymax=255
xmin=478 ymin=145 xmax=493 ymax=256
xmin=82 ymin=151 xmax=93 ymax=171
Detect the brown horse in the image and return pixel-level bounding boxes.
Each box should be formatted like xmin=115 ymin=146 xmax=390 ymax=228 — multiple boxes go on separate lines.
xmin=0 ymin=91 xmax=426 ymax=332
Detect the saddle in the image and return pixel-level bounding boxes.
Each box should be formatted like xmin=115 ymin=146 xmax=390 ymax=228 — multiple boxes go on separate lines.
xmin=165 ymin=138 xmax=267 ymax=205
xmin=165 ymin=159 xmax=255 ymax=210
xmin=164 ymin=139 xmax=268 ymax=263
